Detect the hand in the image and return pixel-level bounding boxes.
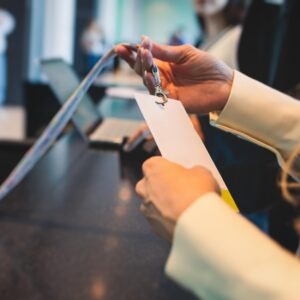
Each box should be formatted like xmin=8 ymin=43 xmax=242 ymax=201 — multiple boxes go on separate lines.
xmin=115 ymin=37 xmax=234 ymax=114
xmin=123 ymin=123 xmax=156 ymax=153
xmin=136 ymin=157 xmax=220 ymax=241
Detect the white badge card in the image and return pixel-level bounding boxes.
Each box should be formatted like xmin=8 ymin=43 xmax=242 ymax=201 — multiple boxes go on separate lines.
xmin=134 ymin=93 xmax=238 ymax=212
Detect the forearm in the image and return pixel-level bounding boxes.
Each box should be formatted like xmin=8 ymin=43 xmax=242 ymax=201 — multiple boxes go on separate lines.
xmin=166 ymin=193 xmax=300 ymax=299
xmin=210 ymin=71 xmax=300 ymax=163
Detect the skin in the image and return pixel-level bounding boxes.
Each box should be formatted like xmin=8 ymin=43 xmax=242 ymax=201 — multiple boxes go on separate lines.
xmin=121 ymin=1 xmax=232 ymax=151
xmin=115 ymin=37 xmax=233 ymax=240
xmin=136 ymin=157 xmax=220 ymax=222
xmin=115 ymin=36 xmax=233 ymax=114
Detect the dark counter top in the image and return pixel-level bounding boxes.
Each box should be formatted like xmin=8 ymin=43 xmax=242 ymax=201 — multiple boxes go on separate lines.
xmin=0 ymin=132 xmax=195 ymax=300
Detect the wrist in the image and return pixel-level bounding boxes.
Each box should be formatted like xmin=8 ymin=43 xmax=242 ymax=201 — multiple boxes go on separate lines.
xmin=216 ymin=69 xmax=234 ymax=111
xmin=175 ymin=189 xmax=221 ymax=222
xmin=176 ymin=192 xmax=221 ymax=222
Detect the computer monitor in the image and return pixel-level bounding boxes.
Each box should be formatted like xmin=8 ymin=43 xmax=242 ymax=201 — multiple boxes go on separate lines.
xmin=40 ymin=59 xmax=101 ymax=135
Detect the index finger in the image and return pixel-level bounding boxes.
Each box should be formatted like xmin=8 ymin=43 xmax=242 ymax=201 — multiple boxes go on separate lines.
xmin=135 ymin=178 xmax=147 ymax=199
xmin=114 ymin=45 xmax=136 ymax=69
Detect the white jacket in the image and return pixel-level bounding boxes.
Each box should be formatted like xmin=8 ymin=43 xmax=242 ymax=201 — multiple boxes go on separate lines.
xmin=165 ymin=71 xmax=300 ymax=300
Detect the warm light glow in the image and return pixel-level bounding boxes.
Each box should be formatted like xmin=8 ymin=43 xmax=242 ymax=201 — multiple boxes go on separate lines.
xmin=91 ymin=278 xmax=106 ymax=299
xmin=118 ymin=180 xmax=132 ymax=203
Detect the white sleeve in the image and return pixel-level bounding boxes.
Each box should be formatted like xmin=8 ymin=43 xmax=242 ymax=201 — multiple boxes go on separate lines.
xmin=165 ymin=193 xmax=300 ymax=300
xmin=210 ymin=71 xmax=300 ymax=165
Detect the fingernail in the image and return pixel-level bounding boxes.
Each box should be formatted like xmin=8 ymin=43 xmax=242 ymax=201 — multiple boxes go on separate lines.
xmin=141 ymin=35 xmax=150 ymax=48
xmin=141 ymin=48 xmax=145 ymax=63
xmin=141 ymin=35 xmax=148 ymax=41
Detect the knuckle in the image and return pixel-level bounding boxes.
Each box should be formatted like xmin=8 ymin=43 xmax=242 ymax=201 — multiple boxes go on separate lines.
xmin=192 ymin=165 xmax=210 ymax=175
xmin=135 ymin=179 xmax=144 ymax=196
xmin=180 ymin=44 xmax=195 ymax=53
xmin=142 ymin=159 xmax=151 ymax=174
xmin=142 ymin=156 xmax=161 ymax=173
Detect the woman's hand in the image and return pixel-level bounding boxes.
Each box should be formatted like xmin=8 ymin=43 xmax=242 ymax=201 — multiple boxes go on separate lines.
xmin=136 ymin=157 xmax=220 ymax=241
xmin=115 ymin=37 xmax=233 ymax=114
xmin=123 ymin=123 xmax=156 ymax=153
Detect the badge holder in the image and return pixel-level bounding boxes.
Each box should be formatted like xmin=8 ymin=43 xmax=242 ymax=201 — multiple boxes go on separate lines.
xmin=122 ymin=43 xmax=168 ymax=106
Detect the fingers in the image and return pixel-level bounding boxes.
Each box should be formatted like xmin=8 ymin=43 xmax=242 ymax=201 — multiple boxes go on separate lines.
xmin=140 ymin=48 xmax=156 ymax=94
xmin=142 ymin=35 xmax=185 ymax=63
xmin=115 ymin=44 xmax=156 ymax=95
xmin=134 ymin=48 xmax=143 ymax=76
xmin=123 ymin=124 xmax=152 ymax=152
xmin=143 ymin=139 xmax=157 ymax=153
xmin=141 ymin=48 xmax=153 ymax=71
xmin=116 ymin=40 xmax=171 ymax=96
xmin=143 ymin=71 xmax=156 ymax=95
xmin=141 ymin=156 xmax=166 ymax=176
xmin=140 ymin=200 xmax=175 ymax=243
xmin=136 ymin=157 xmax=168 ymax=200
xmin=136 ymin=178 xmax=147 ymax=199
xmin=127 ymin=124 xmax=148 ymax=145
xmin=114 ymin=45 xmax=136 ymax=68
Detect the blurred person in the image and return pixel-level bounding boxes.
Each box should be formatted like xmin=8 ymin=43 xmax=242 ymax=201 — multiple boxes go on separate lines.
xmin=168 ymin=26 xmax=186 ymax=46
xmin=81 ymin=20 xmax=111 ymax=72
xmin=194 ymin=0 xmax=247 ymax=65
xmin=0 ymin=8 xmax=15 ymax=105
xmin=115 ymin=37 xmax=300 ymax=300
xmin=124 ymin=0 xmax=247 ymax=151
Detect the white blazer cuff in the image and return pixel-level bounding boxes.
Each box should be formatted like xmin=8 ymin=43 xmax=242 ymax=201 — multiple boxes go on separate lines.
xmin=210 ymin=71 xmax=300 ymax=164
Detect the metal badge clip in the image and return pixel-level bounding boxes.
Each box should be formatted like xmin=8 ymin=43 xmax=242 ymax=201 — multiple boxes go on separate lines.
xmin=121 ymin=43 xmax=168 ymax=106
xmin=151 ymin=64 xmax=168 ymax=106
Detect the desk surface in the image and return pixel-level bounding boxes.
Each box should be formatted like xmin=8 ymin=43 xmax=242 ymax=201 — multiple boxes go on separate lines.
xmin=0 ymin=132 xmax=195 ymax=300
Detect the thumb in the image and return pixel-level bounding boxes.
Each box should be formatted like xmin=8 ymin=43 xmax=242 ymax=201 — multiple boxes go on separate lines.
xmin=141 ymin=35 xmax=183 ymax=63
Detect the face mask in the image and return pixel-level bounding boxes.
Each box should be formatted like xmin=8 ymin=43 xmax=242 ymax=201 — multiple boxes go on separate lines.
xmin=197 ymin=0 xmax=229 ymax=16
xmin=264 ymin=0 xmax=284 ymax=5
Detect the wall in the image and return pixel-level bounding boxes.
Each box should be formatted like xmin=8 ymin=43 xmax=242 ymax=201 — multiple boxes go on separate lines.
xmin=43 ymin=0 xmax=76 ymax=62
xmin=139 ymin=0 xmax=199 ymax=44
xmin=74 ymin=0 xmax=97 ymax=75
xmin=96 ymin=0 xmax=199 ymax=44
xmin=28 ymin=0 xmax=76 ymax=82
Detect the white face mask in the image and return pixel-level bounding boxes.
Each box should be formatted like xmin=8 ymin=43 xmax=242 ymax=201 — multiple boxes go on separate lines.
xmin=264 ymin=0 xmax=284 ymax=5
xmin=195 ymin=0 xmax=229 ymax=16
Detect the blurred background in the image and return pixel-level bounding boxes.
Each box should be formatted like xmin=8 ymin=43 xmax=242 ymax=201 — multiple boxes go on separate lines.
xmin=1 ymin=0 xmax=199 ymax=104
xmin=0 ymin=0 xmax=201 ymax=140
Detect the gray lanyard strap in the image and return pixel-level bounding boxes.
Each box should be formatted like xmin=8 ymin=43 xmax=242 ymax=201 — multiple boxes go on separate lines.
xmin=0 ymin=48 xmax=117 ymax=201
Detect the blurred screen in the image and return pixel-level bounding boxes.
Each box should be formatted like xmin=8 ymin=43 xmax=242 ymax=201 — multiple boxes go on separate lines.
xmin=40 ymin=59 xmax=101 ymax=134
